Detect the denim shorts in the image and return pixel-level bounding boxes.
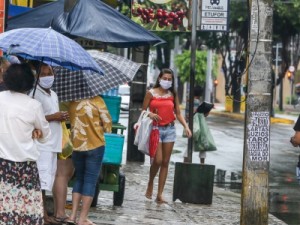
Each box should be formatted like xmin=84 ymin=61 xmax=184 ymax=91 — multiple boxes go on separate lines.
xmin=158 ymin=124 xmax=176 ymax=143
xmin=72 ymin=146 xmax=105 ymax=197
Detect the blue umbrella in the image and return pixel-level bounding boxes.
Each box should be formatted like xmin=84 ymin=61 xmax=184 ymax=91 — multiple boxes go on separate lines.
xmin=0 ymin=27 xmax=104 ymax=74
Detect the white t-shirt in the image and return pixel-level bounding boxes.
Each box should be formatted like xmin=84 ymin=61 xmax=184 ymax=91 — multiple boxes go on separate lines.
xmin=30 ymin=86 xmax=62 ymax=153
xmin=0 ymin=91 xmax=51 ymax=162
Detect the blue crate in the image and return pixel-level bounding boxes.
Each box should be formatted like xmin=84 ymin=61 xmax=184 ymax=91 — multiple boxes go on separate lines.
xmin=101 ymin=95 xmax=121 ymax=123
xmin=102 ymin=87 xmax=119 ymax=96
xmin=103 ymin=133 xmax=124 ymax=165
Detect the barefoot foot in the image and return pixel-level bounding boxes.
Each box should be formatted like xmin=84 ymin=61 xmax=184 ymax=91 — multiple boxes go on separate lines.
xmin=145 ymin=182 xmax=153 ymax=199
xmin=155 ymin=196 xmax=167 ymax=204
xmin=77 ymin=219 xmax=96 ymax=225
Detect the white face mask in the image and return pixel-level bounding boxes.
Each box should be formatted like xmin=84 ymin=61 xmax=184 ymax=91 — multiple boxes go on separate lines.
xmin=159 ymin=79 xmax=172 ymax=90
xmin=39 ymin=76 xmax=54 ymax=89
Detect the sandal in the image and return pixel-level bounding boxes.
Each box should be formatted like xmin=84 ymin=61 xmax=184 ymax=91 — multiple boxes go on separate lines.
xmin=65 ymin=220 xmax=77 ymax=225
xmin=44 ymin=216 xmax=63 ymax=225
xmin=54 ymin=216 xmax=70 ymax=223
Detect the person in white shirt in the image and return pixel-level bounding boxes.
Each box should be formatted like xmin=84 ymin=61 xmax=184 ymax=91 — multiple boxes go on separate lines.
xmin=30 ymin=63 xmax=69 ymax=225
xmin=0 ymin=63 xmax=51 ymax=224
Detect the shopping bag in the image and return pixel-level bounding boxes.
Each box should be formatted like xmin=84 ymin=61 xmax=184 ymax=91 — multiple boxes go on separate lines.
xmin=193 ymin=113 xmax=217 ymax=152
xmin=134 ymin=110 xmax=153 ymax=155
xmin=133 ymin=110 xmax=149 ymax=145
xmin=58 ymin=122 xmax=73 ymax=160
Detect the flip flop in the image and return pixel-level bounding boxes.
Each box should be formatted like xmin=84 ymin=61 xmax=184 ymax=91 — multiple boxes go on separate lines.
xmin=65 ymin=220 xmax=77 ymax=225
xmin=54 ymin=216 xmax=70 ymax=223
xmin=44 ymin=216 xmax=63 ymax=225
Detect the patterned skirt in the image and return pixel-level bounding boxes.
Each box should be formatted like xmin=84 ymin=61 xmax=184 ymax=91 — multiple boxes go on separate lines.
xmin=0 ymin=158 xmax=43 ymax=225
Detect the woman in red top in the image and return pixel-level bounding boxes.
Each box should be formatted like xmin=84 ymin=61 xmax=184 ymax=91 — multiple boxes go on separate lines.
xmin=142 ymin=68 xmax=192 ymax=203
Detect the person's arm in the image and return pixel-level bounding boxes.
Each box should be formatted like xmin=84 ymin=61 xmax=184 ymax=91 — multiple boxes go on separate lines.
xmin=98 ymin=98 xmax=112 ymax=133
xmin=291 ymin=132 xmax=300 ymax=147
xmin=174 ymin=95 xmax=192 ymax=138
xmin=34 ymin=104 xmax=51 ymax=143
xmin=142 ymin=90 xmax=161 ymax=121
xmin=45 ymin=111 xmax=69 ymax=122
xmin=290 ymin=115 xmax=300 ymax=147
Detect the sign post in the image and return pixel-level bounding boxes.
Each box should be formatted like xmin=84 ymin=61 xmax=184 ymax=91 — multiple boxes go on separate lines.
xmin=199 ymin=0 xmax=229 ymax=32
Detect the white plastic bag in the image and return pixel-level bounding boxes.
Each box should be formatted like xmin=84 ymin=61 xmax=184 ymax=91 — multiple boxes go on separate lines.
xmin=134 ymin=110 xmax=153 ymax=155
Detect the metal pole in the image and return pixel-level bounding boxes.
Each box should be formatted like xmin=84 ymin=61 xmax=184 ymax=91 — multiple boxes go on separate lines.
xmin=205 ymin=49 xmax=212 ymax=102
xmin=290 ymin=39 xmax=294 ymax=105
xmin=126 ymin=46 xmax=149 ymax=162
xmin=240 ymin=0 xmax=273 ymax=224
xmin=186 ymin=0 xmax=198 ymax=163
xmin=275 ymin=43 xmax=279 ymax=107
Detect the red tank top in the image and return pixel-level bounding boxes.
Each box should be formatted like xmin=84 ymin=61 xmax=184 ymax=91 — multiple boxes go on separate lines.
xmin=149 ymin=89 xmax=176 ymax=126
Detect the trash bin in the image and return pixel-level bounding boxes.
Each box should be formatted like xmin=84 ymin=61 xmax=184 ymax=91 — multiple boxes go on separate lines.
xmin=173 ymin=162 xmax=215 ymax=204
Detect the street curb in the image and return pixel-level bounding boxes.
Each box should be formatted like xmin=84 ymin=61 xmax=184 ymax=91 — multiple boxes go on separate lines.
xmin=210 ymin=111 xmax=295 ymax=125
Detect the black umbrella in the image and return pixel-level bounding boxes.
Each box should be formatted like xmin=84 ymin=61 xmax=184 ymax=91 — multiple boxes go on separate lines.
xmin=7 ymin=0 xmax=165 ymax=48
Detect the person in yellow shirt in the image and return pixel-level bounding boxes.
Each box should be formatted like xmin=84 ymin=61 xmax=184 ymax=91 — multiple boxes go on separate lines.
xmin=66 ymin=96 xmax=112 ymax=225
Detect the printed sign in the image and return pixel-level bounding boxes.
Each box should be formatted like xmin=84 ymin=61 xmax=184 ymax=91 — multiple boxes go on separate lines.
xmin=247 ymin=112 xmax=270 ymax=162
xmin=74 ymin=38 xmax=106 ymax=50
xmin=131 ymin=0 xmax=191 ymax=31
xmin=199 ymin=0 xmax=229 ymax=31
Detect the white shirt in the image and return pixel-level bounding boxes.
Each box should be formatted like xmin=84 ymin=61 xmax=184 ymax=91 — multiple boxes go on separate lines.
xmin=30 ymin=86 xmax=62 ymax=153
xmin=0 ymin=91 xmax=51 ymax=162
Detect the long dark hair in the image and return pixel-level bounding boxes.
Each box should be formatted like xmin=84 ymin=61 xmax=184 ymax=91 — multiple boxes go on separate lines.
xmin=153 ymin=68 xmax=177 ymax=108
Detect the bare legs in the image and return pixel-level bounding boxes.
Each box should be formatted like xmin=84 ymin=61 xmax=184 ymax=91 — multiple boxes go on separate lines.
xmin=69 ymin=193 xmax=95 ymax=225
xmin=53 ymin=158 xmax=74 ymax=220
xmin=145 ymin=142 xmax=174 ymax=203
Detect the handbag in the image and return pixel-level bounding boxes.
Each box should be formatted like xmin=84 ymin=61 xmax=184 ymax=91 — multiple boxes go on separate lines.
xmin=134 ymin=110 xmax=153 ymax=155
xmin=58 ymin=122 xmax=73 ymax=160
xmin=193 ymin=113 xmax=217 ymax=152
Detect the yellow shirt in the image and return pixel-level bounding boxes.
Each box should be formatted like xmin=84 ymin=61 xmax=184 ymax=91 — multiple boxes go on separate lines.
xmin=68 ymin=96 xmax=112 ymax=151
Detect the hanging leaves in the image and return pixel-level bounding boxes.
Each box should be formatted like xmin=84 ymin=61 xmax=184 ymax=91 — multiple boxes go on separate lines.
xmin=174 ymin=50 xmax=218 ymax=85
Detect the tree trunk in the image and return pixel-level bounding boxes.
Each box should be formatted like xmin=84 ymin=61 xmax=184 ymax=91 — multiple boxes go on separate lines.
xmin=232 ymin=72 xmax=241 ymax=113
xmin=240 ymin=0 xmax=273 ymax=224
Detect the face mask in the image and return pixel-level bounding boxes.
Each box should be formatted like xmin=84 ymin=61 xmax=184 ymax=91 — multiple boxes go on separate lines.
xmin=159 ymin=79 xmax=172 ymax=90
xmin=39 ymin=76 xmax=54 ymax=89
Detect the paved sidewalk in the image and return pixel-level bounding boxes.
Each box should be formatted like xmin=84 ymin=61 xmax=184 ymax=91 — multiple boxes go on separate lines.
xmin=59 ymin=105 xmax=290 ymax=225
xmin=210 ymin=103 xmax=298 ymax=125
xmin=45 ymin=104 xmax=300 ymax=224
xmin=64 ymin=162 xmax=286 ymax=225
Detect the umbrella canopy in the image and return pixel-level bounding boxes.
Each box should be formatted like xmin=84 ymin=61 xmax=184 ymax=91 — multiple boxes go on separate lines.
xmin=8 ymin=4 xmax=31 ymax=17
xmin=7 ymin=0 xmax=165 ymax=48
xmin=0 ymin=28 xmax=103 ymax=74
xmin=52 ymin=50 xmax=143 ymax=102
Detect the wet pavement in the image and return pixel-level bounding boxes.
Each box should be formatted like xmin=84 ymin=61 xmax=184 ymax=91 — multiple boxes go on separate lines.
xmin=65 ymin=162 xmax=286 ymax=225
xmin=60 ymin=110 xmax=289 ymax=225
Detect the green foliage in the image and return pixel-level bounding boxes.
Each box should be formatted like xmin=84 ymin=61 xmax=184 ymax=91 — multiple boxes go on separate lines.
xmin=285 ymin=95 xmax=298 ymax=105
xmin=174 ymin=50 xmax=218 ymax=85
xmin=273 ymin=0 xmax=300 ymax=41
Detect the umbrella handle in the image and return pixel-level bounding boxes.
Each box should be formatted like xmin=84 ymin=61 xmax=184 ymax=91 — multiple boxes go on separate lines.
xmin=32 ymin=61 xmax=43 ymax=98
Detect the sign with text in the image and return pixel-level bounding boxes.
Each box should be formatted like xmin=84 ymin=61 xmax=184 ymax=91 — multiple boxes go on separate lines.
xmin=74 ymin=38 xmax=106 ymax=50
xmin=198 ymin=0 xmax=229 ymax=32
xmin=131 ymin=0 xmax=191 ymax=32
xmin=247 ymin=112 xmax=270 ymax=162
